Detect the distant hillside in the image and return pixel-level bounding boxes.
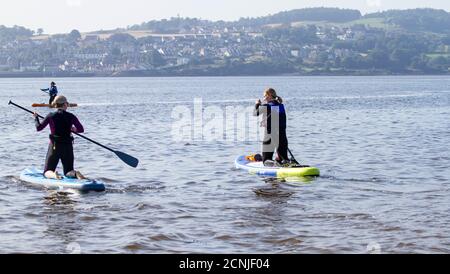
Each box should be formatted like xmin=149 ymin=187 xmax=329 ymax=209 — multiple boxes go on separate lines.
xmin=364 ymin=8 xmax=450 ymax=33
xmin=0 ymin=25 xmax=34 ymax=42
xmin=129 ymin=7 xmax=362 ymax=31
xmin=3 ymin=7 xmax=450 ymax=37
xmin=127 ymin=7 xmax=450 ymax=34
xmin=237 ymin=7 xmax=362 ymax=26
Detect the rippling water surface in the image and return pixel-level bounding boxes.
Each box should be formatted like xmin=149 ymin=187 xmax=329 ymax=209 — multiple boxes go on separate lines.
xmin=0 ymin=76 xmax=449 ymax=253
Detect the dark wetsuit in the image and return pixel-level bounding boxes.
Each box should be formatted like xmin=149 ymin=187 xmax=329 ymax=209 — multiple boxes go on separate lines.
xmin=254 ymin=100 xmax=288 ymax=163
xmin=35 ymin=109 xmax=84 ymax=175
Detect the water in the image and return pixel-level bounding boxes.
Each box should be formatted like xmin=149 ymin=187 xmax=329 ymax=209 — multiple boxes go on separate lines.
xmin=0 ymin=76 xmax=449 ymax=253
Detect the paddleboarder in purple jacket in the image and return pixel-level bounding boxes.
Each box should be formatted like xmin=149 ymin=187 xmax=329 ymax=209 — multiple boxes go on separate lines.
xmin=33 ymin=95 xmax=86 ymax=180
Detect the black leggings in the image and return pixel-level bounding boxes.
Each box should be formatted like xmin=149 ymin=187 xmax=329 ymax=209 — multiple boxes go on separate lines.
xmin=44 ymin=142 xmax=74 ymax=175
xmin=262 ymin=130 xmax=289 ymax=162
xmin=49 ymin=95 xmax=56 ymax=105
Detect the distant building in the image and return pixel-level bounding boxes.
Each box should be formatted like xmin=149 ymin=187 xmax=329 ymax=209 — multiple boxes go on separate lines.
xmin=84 ymin=35 xmax=99 ymax=42
xmin=74 ymin=53 xmax=107 ymax=60
xmin=177 ymin=57 xmax=190 ymax=66
xmin=220 ymin=48 xmax=231 ymax=57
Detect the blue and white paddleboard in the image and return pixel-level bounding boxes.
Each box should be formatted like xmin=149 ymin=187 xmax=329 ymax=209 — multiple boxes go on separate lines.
xmin=20 ymin=167 xmax=106 ymax=192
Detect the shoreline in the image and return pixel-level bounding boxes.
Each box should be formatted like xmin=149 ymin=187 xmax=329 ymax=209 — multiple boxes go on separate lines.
xmin=1 ymin=71 xmax=449 ymax=78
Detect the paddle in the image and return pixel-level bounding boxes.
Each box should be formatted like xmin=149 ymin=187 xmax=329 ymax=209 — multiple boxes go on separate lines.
xmin=287 ymin=148 xmax=300 ymax=165
xmin=40 ymin=89 xmax=49 ymax=94
xmin=32 ymin=103 xmax=78 ymax=108
xmin=8 ymin=100 xmax=139 ymax=168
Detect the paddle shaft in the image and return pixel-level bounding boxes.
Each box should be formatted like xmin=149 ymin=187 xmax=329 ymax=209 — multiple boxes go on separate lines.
xmin=287 ymin=148 xmax=299 ymax=164
xmin=9 ymin=100 xmax=115 ymax=153
xmin=9 ymin=100 xmax=138 ymax=167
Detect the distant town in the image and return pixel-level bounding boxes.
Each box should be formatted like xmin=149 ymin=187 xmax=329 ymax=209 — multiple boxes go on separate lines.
xmin=1 ymin=7 xmax=450 ymax=77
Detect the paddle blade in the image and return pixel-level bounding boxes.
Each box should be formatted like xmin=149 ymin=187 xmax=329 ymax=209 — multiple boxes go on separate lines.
xmin=114 ymin=150 xmax=139 ymax=168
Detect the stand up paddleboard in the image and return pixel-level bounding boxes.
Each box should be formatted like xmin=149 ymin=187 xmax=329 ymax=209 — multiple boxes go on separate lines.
xmin=235 ymin=155 xmax=320 ymax=178
xmin=20 ymin=168 xmax=106 ymax=192
xmin=31 ymin=103 xmax=78 ymax=108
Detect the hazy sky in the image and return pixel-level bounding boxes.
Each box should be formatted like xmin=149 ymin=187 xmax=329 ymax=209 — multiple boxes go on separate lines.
xmin=1 ymin=0 xmax=449 ymax=34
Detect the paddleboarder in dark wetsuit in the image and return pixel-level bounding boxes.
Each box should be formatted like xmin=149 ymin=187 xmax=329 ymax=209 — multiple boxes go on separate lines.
xmin=33 ymin=95 xmax=86 ymax=180
xmin=41 ymin=81 xmax=58 ymax=105
xmin=254 ymin=88 xmax=289 ymax=166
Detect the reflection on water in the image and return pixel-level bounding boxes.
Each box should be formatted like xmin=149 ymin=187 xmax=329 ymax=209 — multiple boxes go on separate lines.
xmin=283 ymin=176 xmax=316 ymax=186
xmin=253 ymin=178 xmax=294 ymax=197
xmin=42 ymin=191 xmax=83 ymax=254
xmin=43 ymin=190 xmax=78 ymax=206
xmin=253 ymin=176 xmax=317 ymax=196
